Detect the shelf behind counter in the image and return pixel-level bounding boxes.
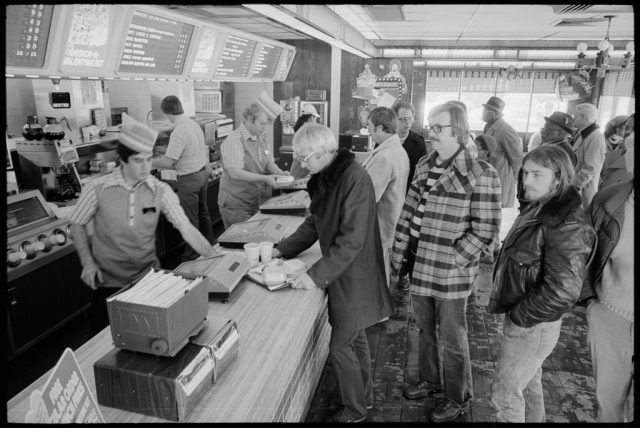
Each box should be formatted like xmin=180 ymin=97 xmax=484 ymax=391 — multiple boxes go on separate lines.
xmin=7 ymin=213 xmax=331 ymax=423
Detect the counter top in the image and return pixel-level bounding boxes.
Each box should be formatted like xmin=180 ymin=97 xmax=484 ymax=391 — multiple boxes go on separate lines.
xmin=7 ymin=213 xmax=330 ymax=423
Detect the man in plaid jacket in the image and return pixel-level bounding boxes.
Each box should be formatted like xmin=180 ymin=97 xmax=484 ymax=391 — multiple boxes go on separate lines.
xmin=391 ymin=101 xmax=502 ymax=422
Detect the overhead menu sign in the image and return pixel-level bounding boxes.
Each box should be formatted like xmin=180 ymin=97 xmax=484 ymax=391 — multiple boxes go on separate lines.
xmin=215 ymin=34 xmax=257 ymax=79
xmin=190 ymin=27 xmax=217 ymax=76
xmin=5 ymin=4 xmax=54 ymax=69
xmin=252 ymin=43 xmax=283 ymax=79
xmin=60 ymin=4 xmax=112 ymax=71
xmin=118 ymin=9 xmax=194 ymax=75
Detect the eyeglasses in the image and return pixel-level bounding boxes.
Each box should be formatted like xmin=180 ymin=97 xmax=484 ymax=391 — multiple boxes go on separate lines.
xmin=297 ymin=151 xmax=316 ymax=164
xmin=398 ymin=117 xmax=414 ymax=123
xmin=427 ymin=124 xmax=452 ymax=134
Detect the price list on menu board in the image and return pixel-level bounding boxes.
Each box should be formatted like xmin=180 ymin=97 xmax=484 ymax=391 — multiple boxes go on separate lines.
xmin=215 ymin=34 xmax=257 ymax=78
xmin=61 ymin=4 xmax=112 ymax=71
xmin=190 ymin=28 xmax=217 ymax=75
xmin=118 ymin=10 xmax=194 ymax=75
xmin=252 ymin=44 xmax=283 ymax=79
xmin=5 ymin=4 xmax=54 ymax=69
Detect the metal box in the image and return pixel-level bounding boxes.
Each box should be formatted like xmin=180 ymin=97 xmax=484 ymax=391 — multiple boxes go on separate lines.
xmin=106 ymin=272 xmax=208 ymax=357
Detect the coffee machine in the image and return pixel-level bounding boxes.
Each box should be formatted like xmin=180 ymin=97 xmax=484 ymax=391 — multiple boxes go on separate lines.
xmin=16 ymin=121 xmax=82 ymax=204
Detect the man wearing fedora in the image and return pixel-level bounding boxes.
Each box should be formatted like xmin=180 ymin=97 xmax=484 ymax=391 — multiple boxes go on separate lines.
xmin=69 ymin=114 xmax=220 ymax=335
xmin=481 ymin=96 xmax=524 ymax=209
xmin=540 ymin=111 xmax=577 ymax=166
xmin=218 ymin=90 xmax=290 ymax=228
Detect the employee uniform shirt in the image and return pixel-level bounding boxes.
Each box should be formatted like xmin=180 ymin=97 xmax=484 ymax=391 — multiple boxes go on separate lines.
xmin=69 ymin=167 xmax=189 ymax=288
xmin=164 ymin=115 xmax=208 ymax=176
xmin=218 ymin=123 xmax=280 ymax=213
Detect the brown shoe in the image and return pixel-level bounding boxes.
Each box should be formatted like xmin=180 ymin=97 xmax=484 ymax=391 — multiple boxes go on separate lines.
xmin=403 ymin=379 xmax=442 ymax=400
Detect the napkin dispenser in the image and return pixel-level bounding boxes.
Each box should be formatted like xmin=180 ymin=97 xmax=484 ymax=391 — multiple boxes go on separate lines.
xmin=189 ymin=316 xmax=239 ymax=383
xmin=106 ymin=271 xmax=208 ymax=357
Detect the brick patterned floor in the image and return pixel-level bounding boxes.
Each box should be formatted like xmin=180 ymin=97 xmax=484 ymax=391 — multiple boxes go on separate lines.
xmin=305 ymin=206 xmax=598 ymax=422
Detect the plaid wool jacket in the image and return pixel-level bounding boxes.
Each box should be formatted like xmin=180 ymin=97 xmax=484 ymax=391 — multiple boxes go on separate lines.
xmin=391 ymin=148 xmax=502 ymax=299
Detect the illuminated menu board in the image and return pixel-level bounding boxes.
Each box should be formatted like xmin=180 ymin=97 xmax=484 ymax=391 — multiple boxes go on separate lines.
xmin=190 ymin=28 xmax=217 ymax=76
xmin=215 ymin=34 xmax=257 ymax=79
xmin=5 ymin=4 xmax=54 ymax=69
xmin=274 ymin=49 xmax=295 ymax=81
xmin=118 ymin=9 xmax=194 ymax=75
xmin=60 ymin=4 xmax=112 ymax=71
xmin=252 ymin=43 xmax=283 ymax=79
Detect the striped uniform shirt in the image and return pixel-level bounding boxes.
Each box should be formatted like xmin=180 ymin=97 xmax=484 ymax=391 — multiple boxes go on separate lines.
xmin=69 ymin=167 xmax=189 ymax=228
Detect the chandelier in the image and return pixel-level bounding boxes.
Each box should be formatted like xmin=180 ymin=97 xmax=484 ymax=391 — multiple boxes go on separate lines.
xmin=575 ymin=16 xmax=635 ymax=76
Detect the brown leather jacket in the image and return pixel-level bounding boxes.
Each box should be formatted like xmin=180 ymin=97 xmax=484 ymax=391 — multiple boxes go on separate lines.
xmin=488 ymin=186 xmax=596 ymax=327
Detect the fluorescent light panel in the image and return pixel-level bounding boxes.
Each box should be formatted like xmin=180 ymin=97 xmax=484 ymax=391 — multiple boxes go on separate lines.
xmin=243 ymin=4 xmax=372 ymax=58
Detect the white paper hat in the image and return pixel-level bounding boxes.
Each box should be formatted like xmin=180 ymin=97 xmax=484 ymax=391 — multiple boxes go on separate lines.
xmin=119 ymin=113 xmax=157 ymax=154
xmin=256 ymin=90 xmax=284 ymax=121
xmin=300 ymin=103 xmax=320 ymax=117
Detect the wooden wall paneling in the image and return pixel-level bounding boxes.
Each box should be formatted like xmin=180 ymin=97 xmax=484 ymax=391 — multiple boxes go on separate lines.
xmin=339 ymin=52 xmax=366 ymax=133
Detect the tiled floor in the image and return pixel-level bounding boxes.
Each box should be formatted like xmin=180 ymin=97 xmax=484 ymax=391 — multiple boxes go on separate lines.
xmin=305 ymin=206 xmax=599 ymax=423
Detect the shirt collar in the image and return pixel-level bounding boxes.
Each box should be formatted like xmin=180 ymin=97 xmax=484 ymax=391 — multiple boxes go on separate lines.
xmin=102 ymin=166 xmax=157 ymax=192
xmin=239 ymin=123 xmax=258 ymax=141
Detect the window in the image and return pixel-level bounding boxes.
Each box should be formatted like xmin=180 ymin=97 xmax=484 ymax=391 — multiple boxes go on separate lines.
xmin=423 ymin=69 xmax=569 ymax=134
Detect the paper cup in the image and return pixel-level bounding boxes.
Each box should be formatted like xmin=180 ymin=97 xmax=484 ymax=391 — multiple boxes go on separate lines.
xmin=259 ymin=241 xmax=274 ymax=263
xmin=243 ymin=243 xmax=260 ymax=268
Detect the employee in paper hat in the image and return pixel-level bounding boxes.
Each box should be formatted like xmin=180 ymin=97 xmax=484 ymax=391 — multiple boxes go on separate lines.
xmin=68 ymin=113 xmax=219 ymax=335
xmin=218 ymin=91 xmax=291 ymax=229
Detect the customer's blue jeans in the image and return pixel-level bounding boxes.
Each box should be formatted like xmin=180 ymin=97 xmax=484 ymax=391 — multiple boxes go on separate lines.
xmin=491 ymin=316 xmax=562 ymax=422
xmin=411 ymin=294 xmax=473 ymax=405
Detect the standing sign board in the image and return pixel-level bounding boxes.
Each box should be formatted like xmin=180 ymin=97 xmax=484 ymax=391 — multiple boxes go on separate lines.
xmin=25 ymin=348 xmax=104 ymax=423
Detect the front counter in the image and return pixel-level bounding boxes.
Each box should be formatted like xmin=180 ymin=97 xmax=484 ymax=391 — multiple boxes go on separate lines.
xmin=7 ymin=214 xmax=331 ymax=423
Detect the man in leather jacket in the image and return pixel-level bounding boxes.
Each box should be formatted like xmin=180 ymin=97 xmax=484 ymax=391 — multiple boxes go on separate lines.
xmin=579 ymin=131 xmax=634 ymax=422
xmin=487 ymin=145 xmax=596 ymax=422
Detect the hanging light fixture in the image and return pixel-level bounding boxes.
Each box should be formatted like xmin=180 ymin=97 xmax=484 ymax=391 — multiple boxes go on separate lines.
xmin=595 ymin=15 xmax=615 ymax=77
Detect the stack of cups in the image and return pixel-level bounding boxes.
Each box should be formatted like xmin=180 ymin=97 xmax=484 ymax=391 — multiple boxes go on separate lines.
xmin=244 ymin=241 xmax=274 ymax=268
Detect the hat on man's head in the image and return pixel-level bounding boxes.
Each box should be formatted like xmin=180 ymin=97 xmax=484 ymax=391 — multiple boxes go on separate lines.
xmin=544 ymin=111 xmax=574 ymax=133
xmin=300 ymin=103 xmax=320 ymax=118
xmin=119 ymin=113 xmax=157 ymax=154
xmin=256 ymin=90 xmax=283 ymax=121
xmin=482 ymin=96 xmax=505 ymax=114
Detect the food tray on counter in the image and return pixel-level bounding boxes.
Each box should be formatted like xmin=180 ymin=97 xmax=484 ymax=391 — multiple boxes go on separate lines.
xmin=245 ymin=258 xmax=307 ymax=292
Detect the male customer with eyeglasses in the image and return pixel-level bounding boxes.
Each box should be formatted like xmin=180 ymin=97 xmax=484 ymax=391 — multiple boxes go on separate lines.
xmin=391 ymin=102 xmax=501 ymax=422
xmin=362 ymin=107 xmax=410 ymax=286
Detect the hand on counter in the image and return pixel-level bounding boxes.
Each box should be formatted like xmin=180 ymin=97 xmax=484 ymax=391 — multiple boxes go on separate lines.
xmin=290 ymin=272 xmax=317 ymax=290
xmin=80 ymin=262 xmax=104 ymax=290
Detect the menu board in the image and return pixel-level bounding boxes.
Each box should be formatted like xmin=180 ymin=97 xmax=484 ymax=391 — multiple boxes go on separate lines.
xmin=190 ymin=27 xmax=218 ymax=76
xmin=60 ymin=4 xmax=112 ymax=72
xmin=5 ymin=4 xmax=54 ymax=69
xmin=252 ymin=43 xmax=283 ymax=79
xmin=118 ymin=9 xmax=194 ymax=75
xmin=274 ymin=49 xmax=296 ymax=81
xmin=215 ymin=34 xmax=257 ymax=79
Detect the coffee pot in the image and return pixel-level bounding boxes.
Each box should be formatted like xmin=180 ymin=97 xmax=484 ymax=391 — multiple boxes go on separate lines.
xmin=43 ymin=117 xmax=69 ymax=141
xmin=22 ymin=115 xmax=44 ymax=140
